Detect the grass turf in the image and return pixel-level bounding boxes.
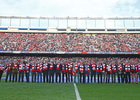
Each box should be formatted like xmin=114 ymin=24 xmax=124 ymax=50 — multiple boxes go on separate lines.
xmin=77 ymin=83 xmax=140 ymax=100
xmin=0 ymin=79 xmax=76 ymax=100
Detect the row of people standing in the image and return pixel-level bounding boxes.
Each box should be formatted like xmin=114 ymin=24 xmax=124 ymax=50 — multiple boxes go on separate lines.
xmin=0 ymin=60 xmax=140 ymax=84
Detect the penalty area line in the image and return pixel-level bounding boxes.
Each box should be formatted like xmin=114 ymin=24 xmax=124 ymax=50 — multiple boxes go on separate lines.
xmin=73 ymin=83 xmax=81 ymax=100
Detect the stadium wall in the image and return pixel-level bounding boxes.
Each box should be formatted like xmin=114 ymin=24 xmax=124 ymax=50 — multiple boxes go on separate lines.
xmin=0 ymin=52 xmax=140 ymax=58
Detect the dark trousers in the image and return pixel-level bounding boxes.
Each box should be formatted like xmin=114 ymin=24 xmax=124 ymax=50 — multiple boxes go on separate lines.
xmin=112 ymin=72 xmax=116 ymax=83
xmin=118 ymin=73 xmax=122 ymax=83
xmin=91 ymin=72 xmax=96 ymax=83
xmin=43 ymin=70 xmax=48 ymax=83
xmin=121 ymin=73 xmax=125 ymax=83
xmin=0 ymin=71 xmax=3 ymax=82
xmin=25 ymin=71 xmax=29 ymax=83
xmin=62 ymin=72 xmax=68 ymax=83
xmin=84 ymin=71 xmax=90 ymax=83
xmin=80 ymin=73 xmax=85 ymax=83
xmin=97 ymin=72 xmax=102 ymax=83
xmin=49 ymin=72 xmax=54 ymax=83
xmin=56 ymin=72 xmax=61 ymax=83
xmin=18 ymin=71 xmax=24 ymax=83
xmin=32 ymin=71 xmax=36 ymax=83
xmin=138 ymin=72 xmax=140 ymax=82
xmin=12 ymin=72 xmax=17 ymax=82
xmin=125 ymin=72 xmax=131 ymax=83
xmin=5 ymin=71 xmax=12 ymax=82
xmin=68 ymin=72 xmax=73 ymax=83
xmin=106 ymin=72 xmax=110 ymax=83
xmin=37 ymin=71 xmax=42 ymax=83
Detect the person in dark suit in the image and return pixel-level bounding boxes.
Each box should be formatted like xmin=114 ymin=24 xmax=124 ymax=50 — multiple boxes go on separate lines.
xmin=55 ymin=61 xmax=62 ymax=83
xmin=121 ymin=62 xmax=125 ymax=83
xmin=49 ymin=61 xmax=55 ymax=83
xmin=5 ymin=61 xmax=12 ymax=82
xmin=62 ymin=61 xmax=68 ymax=83
xmin=90 ymin=61 xmax=96 ymax=83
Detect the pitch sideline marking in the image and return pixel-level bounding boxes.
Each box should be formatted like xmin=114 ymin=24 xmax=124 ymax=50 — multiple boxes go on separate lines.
xmin=74 ymin=83 xmax=81 ymax=100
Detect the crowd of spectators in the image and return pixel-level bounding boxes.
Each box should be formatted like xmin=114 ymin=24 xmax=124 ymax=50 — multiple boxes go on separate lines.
xmin=0 ymin=32 xmax=140 ymax=52
xmin=0 ymin=56 xmax=140 ymax=65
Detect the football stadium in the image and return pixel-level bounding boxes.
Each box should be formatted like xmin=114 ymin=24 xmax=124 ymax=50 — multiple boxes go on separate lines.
xmin=0 ymin=16 xmax=140 ymax=100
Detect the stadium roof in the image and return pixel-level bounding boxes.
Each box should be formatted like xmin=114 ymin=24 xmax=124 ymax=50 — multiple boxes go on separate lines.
xmin=0 ymin=16 xmax=140 ymax=20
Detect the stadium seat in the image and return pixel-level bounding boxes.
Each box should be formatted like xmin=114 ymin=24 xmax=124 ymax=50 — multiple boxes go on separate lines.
xmin=87 ymin=29 xmax=105 ymax=31
xmin=57 ymin=29 xmax=66 ymax=31
xmin=0 ymin=27 xmax=8 ymax=30
xmin=18 ymin=28 xmax=28 ymax=30
xmin=71 ymin=29 xmax=85 ymax=31
xmin=107 ymin=29 xmax=116 ymax=31
xmin=29 ymin=28 xmax=47 ymax=31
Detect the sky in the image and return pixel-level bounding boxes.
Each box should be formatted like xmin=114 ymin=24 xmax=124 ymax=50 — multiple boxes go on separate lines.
xmin=0 ymin=0 xmax=140 ymax=27
xmin=0 ymin=0 xmax=140 ymax=16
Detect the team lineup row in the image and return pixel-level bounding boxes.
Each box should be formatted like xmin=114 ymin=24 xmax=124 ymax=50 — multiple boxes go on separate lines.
xmin=0 ymin=57 xmax=140 ymax=84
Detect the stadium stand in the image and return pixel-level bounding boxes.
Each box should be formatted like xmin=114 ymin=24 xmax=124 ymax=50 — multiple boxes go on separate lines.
xmin=0 ymin=32 xmax=140 ymax=52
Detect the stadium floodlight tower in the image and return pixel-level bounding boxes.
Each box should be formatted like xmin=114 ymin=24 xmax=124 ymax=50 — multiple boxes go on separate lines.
xmin=0 ymin=16 xmax=140 ymax=33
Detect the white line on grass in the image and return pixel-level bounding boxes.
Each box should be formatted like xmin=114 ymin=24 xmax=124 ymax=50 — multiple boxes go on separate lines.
xmin=74 ymin=83 xmax=81 ymax=100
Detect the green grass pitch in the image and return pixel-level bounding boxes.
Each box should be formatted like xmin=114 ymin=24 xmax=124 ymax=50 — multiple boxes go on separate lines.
xmin=77 ymin=83 xmax=140 ymax=100
xmin=0 ymin=79 xmax=76 ymax=100
xmin=1 ymin=78 xmax=140 ymax=100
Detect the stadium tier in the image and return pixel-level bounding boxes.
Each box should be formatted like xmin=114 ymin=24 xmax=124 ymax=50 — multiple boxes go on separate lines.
xmin=0 ymin=32 xmax=140 ymax=52
xmin=0 ymin=16 xmax=140 ymax=56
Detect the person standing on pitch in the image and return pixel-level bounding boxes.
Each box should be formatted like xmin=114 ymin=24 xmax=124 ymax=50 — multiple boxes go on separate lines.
xmin=79 ymin=62 xmax=85 ymax=83
xmin=18 ymin=60 xmax=25 ymax=83
xmin=138 ymin=61 xmax=140 ymax=82
xmin=5 ymin=61 xmax=12 ymax=82
xmin=112 ymin=62 xmax=117 ymax=83
xmin=97 ymin=62 xmax=103 ymax=83
xmin=37 ymin=60 xmax=43 ymax=83
xmin=124 ymin=62 xmax=131 ymax=83
xmin=25 ymin=61 xmax=30 ymax=83
xmin=117 ymin=62 xmax=123 ymax=83
xmin=55 ymin=61 xmax=62 ymax=83
xmin=106 ymin=62 xmax=112 ymax=83
xmin=49 ymin=61 xmax=55 ymax=83
xmin=90 ymin=61 xmax=96 ymax=83
xmin=121 ymin=61 xmax=125 ymax=83
xmin=12 ymin=60 xmax=18 ymax=82
xmin=102 ymin=61 xmax=106 ymax=83
xmin=31 ymin=61 xmax=37 ymax=83
xmin=0 ymin=60 xmax=5 ymax=82
xmin=62 ymin=60 xmax=68 ymax=83
xmin=131 ymin=61 xmax=138 ymax=84
xmin=42 ymin=60 xmax=49 ymax=83
xmin=74 ymin=60 xmax=80 ymax=83
xmin=68 ymin=62 xmax=73 ymax=83
xmin=84 ymin=62 xmax=90 ymax=83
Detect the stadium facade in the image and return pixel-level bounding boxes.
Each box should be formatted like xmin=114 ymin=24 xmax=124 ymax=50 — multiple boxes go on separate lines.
xmin=0 ymin=16 xmax=140 ymax=57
